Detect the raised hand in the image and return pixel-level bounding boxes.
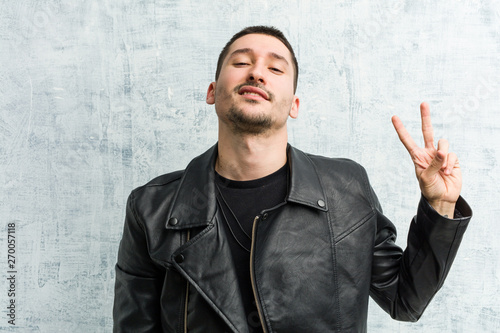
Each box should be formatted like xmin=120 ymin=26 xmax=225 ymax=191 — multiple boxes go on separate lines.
xmin=391 ymin=102 xmax=461 ymax=217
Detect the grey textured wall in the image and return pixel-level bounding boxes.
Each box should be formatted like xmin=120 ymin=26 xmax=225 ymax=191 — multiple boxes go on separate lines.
xmin=1 ymin=1 xmax=499 ymax=332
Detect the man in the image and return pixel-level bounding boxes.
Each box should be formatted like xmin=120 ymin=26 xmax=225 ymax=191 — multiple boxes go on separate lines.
xmin=113 ymin=26 xmax=472 ymax=332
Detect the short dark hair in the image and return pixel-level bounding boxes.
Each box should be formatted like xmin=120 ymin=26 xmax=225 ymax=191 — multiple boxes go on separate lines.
xmin=215 ymin=26 xmax=299 ymax=92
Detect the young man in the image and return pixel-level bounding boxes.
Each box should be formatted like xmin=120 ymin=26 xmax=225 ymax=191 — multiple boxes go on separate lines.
xmin=113 ymin=26 xmax=472 ymax=332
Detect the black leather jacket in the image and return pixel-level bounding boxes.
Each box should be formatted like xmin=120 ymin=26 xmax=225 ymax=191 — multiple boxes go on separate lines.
xmin=113 ymin=144 xmax=471 ymax=333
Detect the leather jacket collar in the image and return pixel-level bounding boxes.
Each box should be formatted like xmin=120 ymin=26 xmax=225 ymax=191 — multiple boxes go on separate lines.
xmin=165 ymin=143 xmax=328 ymax=231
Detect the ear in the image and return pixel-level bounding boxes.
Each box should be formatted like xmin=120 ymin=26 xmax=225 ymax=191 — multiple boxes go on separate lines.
xmin=206 ymin=82 xmax=216 ymax=105
xmin=289 ymin=95 xmax=299 ymax=119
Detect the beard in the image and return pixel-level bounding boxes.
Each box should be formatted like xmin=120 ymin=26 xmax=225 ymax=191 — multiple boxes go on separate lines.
xmin=226 ymin=104 xmax=273 ymax=135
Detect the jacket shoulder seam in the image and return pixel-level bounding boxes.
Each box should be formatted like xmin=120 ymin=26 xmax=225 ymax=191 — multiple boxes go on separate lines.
xmin=130 ymin=170 xmax=184 ymax=195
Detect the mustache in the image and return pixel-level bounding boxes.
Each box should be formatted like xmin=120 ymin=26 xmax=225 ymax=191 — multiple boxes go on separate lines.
xmin=233 ymin=82 xmax=274 ymax=101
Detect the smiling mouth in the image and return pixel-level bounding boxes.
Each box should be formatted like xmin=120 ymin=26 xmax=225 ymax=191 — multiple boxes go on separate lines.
xmin=242 ymin=92 xmax=264 ymax=98
xmin=238 ymin=85 xmax=270 ymax=100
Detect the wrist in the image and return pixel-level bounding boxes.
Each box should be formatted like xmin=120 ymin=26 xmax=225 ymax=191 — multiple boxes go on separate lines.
xmin=427 ymin=199 xmax=456 ymax=218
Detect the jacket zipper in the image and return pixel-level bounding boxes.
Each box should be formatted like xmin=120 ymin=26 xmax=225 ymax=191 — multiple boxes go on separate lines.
xmin=249 ymin=215 xmax=268 ymax=333
xmin=182 ymin=230 xmax=191 ymax=333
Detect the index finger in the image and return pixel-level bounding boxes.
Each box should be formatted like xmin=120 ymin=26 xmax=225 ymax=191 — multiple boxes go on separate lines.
xmin=420 ymin=102 xmax=435 ymax=149
xmin=391 ymin=115 xmax=418 ymax=154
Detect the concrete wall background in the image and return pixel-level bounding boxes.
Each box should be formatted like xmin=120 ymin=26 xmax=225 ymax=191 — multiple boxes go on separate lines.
xmin=1 ymin=0 xmax=499 ymax=331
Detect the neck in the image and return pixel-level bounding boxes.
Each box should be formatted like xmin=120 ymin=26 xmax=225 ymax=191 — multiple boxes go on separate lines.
xmin=216 ymin=124 xmax=288 ymax=181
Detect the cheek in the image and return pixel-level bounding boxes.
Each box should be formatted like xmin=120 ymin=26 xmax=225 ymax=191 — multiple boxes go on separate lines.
xmin=273 ymin=79 xmax=294 ymax=97
xmin=216 ymin=76 xmax=236 ymax=94
xmin=275 ymin=98 xmax=294 ymax=119
xmin=214 ymin=81 xmax=228 ymax=97
xmin=276 ymin=89 xmax=295 ymax=107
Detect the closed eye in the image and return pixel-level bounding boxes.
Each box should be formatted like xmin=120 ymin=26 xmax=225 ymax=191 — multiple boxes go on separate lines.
xmin=270 ymin=67 xmax=283 ymax=73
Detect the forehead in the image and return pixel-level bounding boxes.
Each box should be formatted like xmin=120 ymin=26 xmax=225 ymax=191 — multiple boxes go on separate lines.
xmin=225 ymin=33 xmax=292 ymax=63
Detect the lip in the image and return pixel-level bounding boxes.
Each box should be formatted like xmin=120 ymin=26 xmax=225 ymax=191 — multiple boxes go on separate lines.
xmin=238 ymin=86 xmax=269 ymax=101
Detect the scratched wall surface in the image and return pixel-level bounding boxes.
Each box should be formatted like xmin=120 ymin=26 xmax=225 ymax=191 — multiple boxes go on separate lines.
xmin=0 ymin=0 xmax=498 ymax=332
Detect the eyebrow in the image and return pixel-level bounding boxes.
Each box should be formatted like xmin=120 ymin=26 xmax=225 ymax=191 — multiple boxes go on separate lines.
xmin=229 ymin=48 xmax=290 ymax=66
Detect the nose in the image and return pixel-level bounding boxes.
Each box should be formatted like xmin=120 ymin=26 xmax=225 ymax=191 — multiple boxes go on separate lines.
xmin=248 ymin=64 xmax=265 ymax=84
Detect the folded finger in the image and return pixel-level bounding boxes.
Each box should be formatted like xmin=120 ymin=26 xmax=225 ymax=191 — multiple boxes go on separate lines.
xmin=421 ymin=151 xmax=444 ymax=182
xmin=437 ymin=139 xmax=449 ymax=169
xmin=445 ymin=152 xmax=458 ymax=175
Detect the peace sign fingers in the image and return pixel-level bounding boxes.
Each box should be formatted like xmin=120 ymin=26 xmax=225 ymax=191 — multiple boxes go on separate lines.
xmin=392 ymin=102 xmax=462 ymax=217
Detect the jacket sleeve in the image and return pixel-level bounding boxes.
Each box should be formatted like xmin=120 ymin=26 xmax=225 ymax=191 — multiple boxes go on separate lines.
xmin=113 ymin=191 xmax=165 ymax=333
xmin=369 ymin=190 xmax=472 ymax=322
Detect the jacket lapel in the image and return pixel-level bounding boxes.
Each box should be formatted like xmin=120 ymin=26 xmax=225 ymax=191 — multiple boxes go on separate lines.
xmin=165 ymin=144 xmax=248 ymax=332
xmin=173 ymin=219 xmax=249 ymax=333
xmin=287 ymin=145 xmax=329 ymax=212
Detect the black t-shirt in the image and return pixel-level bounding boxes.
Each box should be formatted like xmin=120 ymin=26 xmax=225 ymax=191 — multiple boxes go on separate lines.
xmin=215 ymin=163 xmax=288 ymax=333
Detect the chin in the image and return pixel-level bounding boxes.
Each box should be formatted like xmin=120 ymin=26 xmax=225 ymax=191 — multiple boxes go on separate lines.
xmin=226 ymin=106 xmax=273 ymax=135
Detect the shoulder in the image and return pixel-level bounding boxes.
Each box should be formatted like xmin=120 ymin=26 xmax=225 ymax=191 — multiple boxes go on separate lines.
xmin=298 ymin=150 xmax=374 ymax=204
xmin=306 ymin=153 xmax=362 ymax=168
xmin=140 ymin=170 xmax=184 ymax=188
xmin=129 ymin=170 xmax=184 ymax=207
xmin=303 ymin=151 xmax=368 ymax=179
xmin=296 ymin=149 xmax=381 ymax=216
